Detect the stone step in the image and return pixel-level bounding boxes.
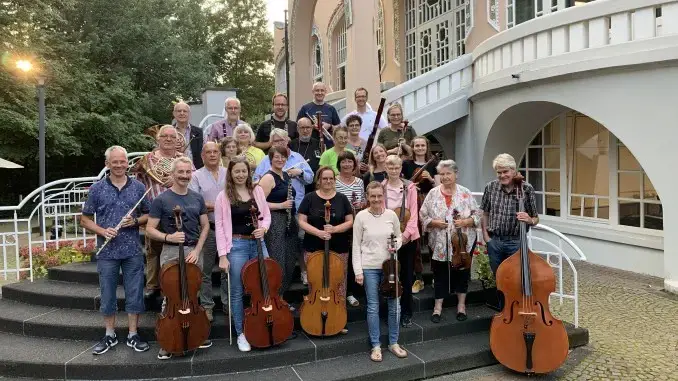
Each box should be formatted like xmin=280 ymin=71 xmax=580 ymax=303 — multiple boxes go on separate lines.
xmin=0 ymin=321 xmax=588 ymax=380
xmin=0 ymin=278 xmax=489 ymax=313
xmin=47 ymin=261 xmax=437 ymax=287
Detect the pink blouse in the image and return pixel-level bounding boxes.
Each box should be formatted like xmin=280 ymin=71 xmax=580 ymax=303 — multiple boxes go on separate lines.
xmin=214 ymin=186 xmax=271 ymax=257
xmin=381 ymin=180 xmax=420 ymax=241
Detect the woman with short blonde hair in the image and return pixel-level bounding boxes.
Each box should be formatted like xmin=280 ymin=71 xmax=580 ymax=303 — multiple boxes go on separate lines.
xmin=234 ymin=123 xmax=265 ymax=168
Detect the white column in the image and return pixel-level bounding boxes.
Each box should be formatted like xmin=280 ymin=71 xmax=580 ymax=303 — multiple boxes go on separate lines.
xmin=664 ymin=199 xmax=678 ymax=294
xmin=345 ymin=0 xmax=381 ymax=112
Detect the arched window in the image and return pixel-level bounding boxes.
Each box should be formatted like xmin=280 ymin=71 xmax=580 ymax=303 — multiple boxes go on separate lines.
xmin=311 ymin=26 xmax=323 ymax=83
xmin=519 ymin=111 xmax=662 ymax=230
xmin=275 ymin=59 xmax=287 ymax=93
xmin=334 ymin=17 xmax=347 ymax=90
xmin=377 ymin=0 xmax=385 ymax=72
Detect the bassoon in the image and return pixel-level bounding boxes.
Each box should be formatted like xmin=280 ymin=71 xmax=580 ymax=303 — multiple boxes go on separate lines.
xmin=360 ymin=98 xmax=386 ymax=172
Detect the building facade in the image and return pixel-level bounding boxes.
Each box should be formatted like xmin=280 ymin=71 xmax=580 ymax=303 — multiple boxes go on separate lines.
xmin=278 ymin=0 xmax=677 ymax=294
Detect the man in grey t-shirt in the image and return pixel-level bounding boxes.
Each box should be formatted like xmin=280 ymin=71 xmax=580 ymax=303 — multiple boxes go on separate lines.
xmin=145 ymin=157 xmax=212 ymax=360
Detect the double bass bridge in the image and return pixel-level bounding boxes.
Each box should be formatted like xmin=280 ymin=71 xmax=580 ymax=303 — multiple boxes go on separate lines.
xmin=262 ymin=304 xmax=273 ymax=312
xmin=179 ymin=308 xmax=191 ymax=315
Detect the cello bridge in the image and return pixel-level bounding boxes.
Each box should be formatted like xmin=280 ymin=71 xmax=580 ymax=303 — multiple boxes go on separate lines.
xmin=262 ymin=305 xmax=273 ymax=312
xmin=179 ymin=308 xmax=191 ymax=315
xmin=319 ymin=296 xmax=331 ymax=302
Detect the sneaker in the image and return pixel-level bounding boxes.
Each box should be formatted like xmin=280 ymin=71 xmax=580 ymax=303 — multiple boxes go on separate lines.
xmin=126 ymin=334 xmax=150 ymax=352
xmin=400 ymin=316 xmax=413 ymax=328
xmin=199 ymin=339 xmax=213 ymax=349
xmin=301 ymin=271 xmax=308 ymax=285
xmin=347 ymin=295 xmax=359 ymax=307
xmin=411 ymin=280 xmax=424 ymax=294
xmin=157 ymin=348 xmax=172 ymax=360
xmin=237 ymin=333 xmax=251 ymax=352
xmin=205 ymin=308 xmax=214 ymax=322
xmin=92 ymin=334 xmax=118 ymax=355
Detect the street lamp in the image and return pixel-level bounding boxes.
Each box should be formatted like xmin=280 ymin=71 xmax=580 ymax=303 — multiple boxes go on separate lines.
xmin=16 ymin=59 xmax=46 ymax=188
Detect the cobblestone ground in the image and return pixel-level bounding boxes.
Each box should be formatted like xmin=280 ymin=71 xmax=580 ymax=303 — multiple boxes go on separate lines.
xmin=432 ymin=260 xmax=678 ymax=381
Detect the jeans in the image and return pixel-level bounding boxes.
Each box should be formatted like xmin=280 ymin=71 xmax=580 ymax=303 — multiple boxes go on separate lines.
xmin=199 ymin=229 xmax=228 ymax=311
xmin=486 ymin=238 xmax=521 ymax=276
xmin=363 ymin=269 xmax=400 ymax=348
xmin=229 ymin=238 xmax=269 ymax=335
xmin=97 ymin=255 xmax=145 ymax=316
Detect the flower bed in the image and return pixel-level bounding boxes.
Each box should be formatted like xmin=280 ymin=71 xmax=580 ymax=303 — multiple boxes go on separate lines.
xmin=19 ymin=240 xmax=96 ymax=280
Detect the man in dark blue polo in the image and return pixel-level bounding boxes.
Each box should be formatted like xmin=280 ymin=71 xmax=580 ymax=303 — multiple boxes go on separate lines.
xmin=81 ymin=145 xmax=151 ymax=355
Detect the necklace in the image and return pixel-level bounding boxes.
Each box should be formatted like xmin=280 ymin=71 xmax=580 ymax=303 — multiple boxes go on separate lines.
xmin=295 ymin=139 xmax=312 ymax=160
xmin=368 ymin=208 xmax=384 ymax=217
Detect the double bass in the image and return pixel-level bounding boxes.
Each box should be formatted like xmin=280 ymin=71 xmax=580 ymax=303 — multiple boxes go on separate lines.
xmin=156 ymin=206 xmax=211 ymax=355
xmin=489 ymin=174 xmax=569 ymax=374
xmin=241 ymin=204 xmax=294 ymax=348
xmin=300 ymin=200 xmax=347 ymax=336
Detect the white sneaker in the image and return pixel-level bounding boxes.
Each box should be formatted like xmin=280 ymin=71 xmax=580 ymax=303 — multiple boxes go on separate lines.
xmin=301 ymin=271 xmax=308 ymax=285
xmin=237 ymin=333 xmax=251 ymax=352
xmin=347 ymin=295 xmax=359 ymax=307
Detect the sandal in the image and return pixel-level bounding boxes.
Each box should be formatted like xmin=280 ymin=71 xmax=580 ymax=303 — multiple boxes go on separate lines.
xmin=431 ymin=306 xmax=443 ymax=323
xmin=389 ymin=344 xmax=408 ymax=358
xmin=370 ymin=347 xmax=382 ymax=362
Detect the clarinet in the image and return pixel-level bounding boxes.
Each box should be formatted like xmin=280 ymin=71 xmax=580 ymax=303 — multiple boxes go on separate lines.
xmin=286 ymin=179 xmax=293 ymax=231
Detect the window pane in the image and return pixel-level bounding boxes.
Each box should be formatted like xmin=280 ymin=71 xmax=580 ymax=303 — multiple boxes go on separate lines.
xmin=643 ymin=173 xmax=658 ymax=200
xmin=544 ymin=120 xmax=559 ymax=145
xmin=545 ymin=171 xmax=560 ymax=193
xmin=618 ymin=172 xmax=641 ymax=199
xmin=619 ymin=201 xmax=641 ymax=227
xmin=570 ymin=196 xmax=582 ymax=216
xmin=545 ymin=195 xmax=560 ymax=216
xmin=519 ymin=155 xmax=526 ymax=169
xmin=528 ymin=170 xmax=543 ymax=191
xmin=531 ymin=130 xmax=542 ymax=146
xmin=528 ymin=148 xmax=542 ymax=168
xmin=536 ymin=193 xmax=544 ymax=215
xmin=618 ymin=145 xmax=641 ymax=171
xmin=567 ymin=115 xmax=609 ymax=197
xmin=598 ymin=198 xmax=610 ymax=219
xmin=583 ymin=197 xmax=595 ymax=218
xmin=644 ymin=203 xmax=663 ymax=230
xmin=544 ymin=148 xmax=559 ymax=169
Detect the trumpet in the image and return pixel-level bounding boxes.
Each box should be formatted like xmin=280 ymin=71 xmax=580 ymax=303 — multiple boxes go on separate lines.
xmin=94 ymin=188 xmax=152 ymax=257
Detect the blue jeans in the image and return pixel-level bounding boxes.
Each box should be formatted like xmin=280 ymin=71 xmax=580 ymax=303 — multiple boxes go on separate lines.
xmin=363 ymin=269 xmax=400 ymax=348
xmin=487 ymin=238 xmax=521 ymax=276
xmin=229 ymin=238 xmax=269 ymax=335
xmin=97 ymin=255 xmax=145 ymax=316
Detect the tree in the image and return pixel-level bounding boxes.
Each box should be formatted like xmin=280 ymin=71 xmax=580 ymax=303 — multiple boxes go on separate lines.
xmin=206 ymin=0 xmax=275 ymax=124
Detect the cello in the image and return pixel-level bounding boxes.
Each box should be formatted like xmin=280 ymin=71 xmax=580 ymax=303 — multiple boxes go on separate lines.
xmin=241 ymin=204 xmax=294 ymax=348
xmin=489 ymin=174 xmax=569 ymax=374
xmin=156 ymin=206 xmax=211 ymax=355
xmin=300 ymin=200 xmax=347 ymax=336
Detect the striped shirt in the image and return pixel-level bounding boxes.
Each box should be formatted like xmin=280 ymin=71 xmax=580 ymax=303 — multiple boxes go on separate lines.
xmin=335 ymin=177 xmax=365 ymax=211
xmin=480 ymin=179 xmax=538 ymax=237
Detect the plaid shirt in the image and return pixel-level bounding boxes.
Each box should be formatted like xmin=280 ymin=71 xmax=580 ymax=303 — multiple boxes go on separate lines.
xmin=480 ymin=179 xmax=538 ymax=237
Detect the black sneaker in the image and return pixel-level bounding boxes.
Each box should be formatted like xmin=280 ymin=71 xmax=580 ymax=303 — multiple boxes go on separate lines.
xmin=199 ymin=339 xmax=213 ymax=349
xmin=157 ymin=348 xmax=172 ymax=360
xmin=400 ymin=316 xmax=413 ymax=328
xmin=92 ymin=334 xmax=118 ymax=355
xmin=126 ymin=334 xmax=150 ymax=352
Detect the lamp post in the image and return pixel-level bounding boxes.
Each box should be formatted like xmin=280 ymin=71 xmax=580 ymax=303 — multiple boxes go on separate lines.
xmin=16 ymin=60 xmax=46 ymax=188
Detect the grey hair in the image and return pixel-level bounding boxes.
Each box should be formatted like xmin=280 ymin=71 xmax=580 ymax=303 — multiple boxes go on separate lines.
xmin=104 ymin=145 xmax=128 ymax=161
xmin=170 ymin=156 xmax=193 ymax=172
xmin=173 ymin=101 xmax=190 ymax=111
xmin=224 ymin=97 xmax=241 ymax=108
xmin=234 ymin=123 xmax=255 ymax=144
xmin=269 ymin=128 xmax=289 ymax=142
xmin=312 ymin=82 xmax=326 ymax=90
xmin=156 ymin=124 xmax=177 ymax=140
xmin=436 ymin=159 xmax=458 ymax=173
xmin=492 ymin=153 xmax=517 ymax=171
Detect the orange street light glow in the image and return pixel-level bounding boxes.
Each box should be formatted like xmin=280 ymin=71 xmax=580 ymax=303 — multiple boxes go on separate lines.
xmin=16 ymin=60 xmax=33 ymax=73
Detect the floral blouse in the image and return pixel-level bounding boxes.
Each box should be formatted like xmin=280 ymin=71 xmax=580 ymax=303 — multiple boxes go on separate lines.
xmin=419 ymin=184 xmax=480 ymax=262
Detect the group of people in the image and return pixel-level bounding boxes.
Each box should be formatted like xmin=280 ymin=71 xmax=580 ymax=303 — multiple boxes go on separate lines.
xmin=80 ymin=81 xmax=539 ymax=363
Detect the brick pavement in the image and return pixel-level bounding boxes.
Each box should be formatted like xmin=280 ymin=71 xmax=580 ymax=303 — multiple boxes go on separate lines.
xmin=431 ymin=260 xmax=678 ymax=381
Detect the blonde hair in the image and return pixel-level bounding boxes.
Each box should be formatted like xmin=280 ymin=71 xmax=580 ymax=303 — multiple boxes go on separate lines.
xmin=366 ymin=181 xmax=383 ymax=196
xmin=234 ymin=123 xmax=255 ymax=144
xmin=385 ymin=154 xmax=402 ymax=166
xmin=492 ymin=153 xmax=517 ymax=171
xmin=171 ymin=156 xmax=193 ymax=172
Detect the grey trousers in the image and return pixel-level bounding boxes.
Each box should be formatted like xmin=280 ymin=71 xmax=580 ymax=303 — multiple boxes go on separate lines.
xmin=199 ymin=228 xmax=229 ymax=311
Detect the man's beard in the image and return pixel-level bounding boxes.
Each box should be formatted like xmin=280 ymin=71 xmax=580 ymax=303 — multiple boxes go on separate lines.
xmin=300 ymin=135 xmax=311 ymax=143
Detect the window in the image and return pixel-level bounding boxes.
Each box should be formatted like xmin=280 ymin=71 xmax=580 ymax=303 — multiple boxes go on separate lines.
xmin=617 ymin=141 xmax=662 ymax=230
xmin=335 ymin=17 xmax=347 ymax=90
xmin=275 ymin=60 xmax=287 ymax=93
xmin=488 ymin=0 xmax=500 ymax=31
xmin=404 ymin=0 xmax=468 ymax=80
xmin=520 ymin=111 xmax=662 ymax=231
xmin=518 ymin=119 xmax=561 ymax=216
xmin=377 ymin=1 xmax=385 ymax=71
xmin=311 ymin=27 xmax=323 ymax=83
xmin=508 ymin=0 xmax=567 ymax=28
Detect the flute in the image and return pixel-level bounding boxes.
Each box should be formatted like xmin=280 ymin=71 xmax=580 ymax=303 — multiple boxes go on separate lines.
xmin=94 ymin=188 xmax=152 ymax=257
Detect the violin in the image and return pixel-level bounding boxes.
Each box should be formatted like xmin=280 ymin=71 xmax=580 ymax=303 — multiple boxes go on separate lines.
xmin=396 ymin=120 xmax=410 ymax=157
xmin=489 ymin=174 xmax=569 ymax=374
xmin=450 ymin=209 xmax=472 ymax=270
xmin=411 ymin=152 xmax=442 ymax=208
xmin=241 ymin=204 xmax=294 ymax=348
xmin=360 ymin=98 xmax=386 ymax=173
xmin=379 ymin=233 xmax=402 ymax=298
xmin=155 ymin=206 xmax=211 ymax=355
xmin=350 ymin=191 xmax=363 ymax=216
xmin=300 ymin=200 xmax=347 ymax=336
xmin=392 ymin=183 xmax=411 ymax=233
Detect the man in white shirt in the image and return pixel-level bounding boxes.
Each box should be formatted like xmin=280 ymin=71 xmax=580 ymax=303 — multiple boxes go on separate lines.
xmin=341 ymin=87 xmax=388 ymax=141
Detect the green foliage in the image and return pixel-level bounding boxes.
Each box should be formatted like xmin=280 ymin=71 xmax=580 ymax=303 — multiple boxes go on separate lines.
xmin=474 ymin=244 xmax=496 ymax=288
xmin=19 ymin=240 xmax=96 ymax=279
xmin=0 ymin=0 xmax=274 ymax=204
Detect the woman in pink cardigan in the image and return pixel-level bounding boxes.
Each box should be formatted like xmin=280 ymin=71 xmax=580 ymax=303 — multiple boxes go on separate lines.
xmin=214 ymin=156 xmax=271 ymax=353
xmin=381 ymin=154 xmax=420 ymax=329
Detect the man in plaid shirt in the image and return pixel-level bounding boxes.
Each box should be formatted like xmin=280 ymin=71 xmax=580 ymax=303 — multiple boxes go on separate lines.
xmin=480 ymin=153 xmax=539 ymax=276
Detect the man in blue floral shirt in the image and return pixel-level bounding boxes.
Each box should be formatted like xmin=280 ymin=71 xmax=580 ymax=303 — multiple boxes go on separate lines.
xmin=81 ymin=145 xmax=151 ymax=356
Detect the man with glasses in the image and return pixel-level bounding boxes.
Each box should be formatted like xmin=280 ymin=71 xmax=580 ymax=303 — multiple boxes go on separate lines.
xmin=206 ymin=97 xmax=244 ymax=142
xmin=289 ymin=117 xmax=321 ymax=193
xmin=172 ymin=101 xmax=204 ymax=169
xmin=255 ymin=93 xmax=299 ymax=153
xmin=132 ymin=125 xmax=189 ymax=298
xmin=295 ymin=82 xmax=340 ymax=149
xmin=341 ymin=87 xmax=387 ymax=141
